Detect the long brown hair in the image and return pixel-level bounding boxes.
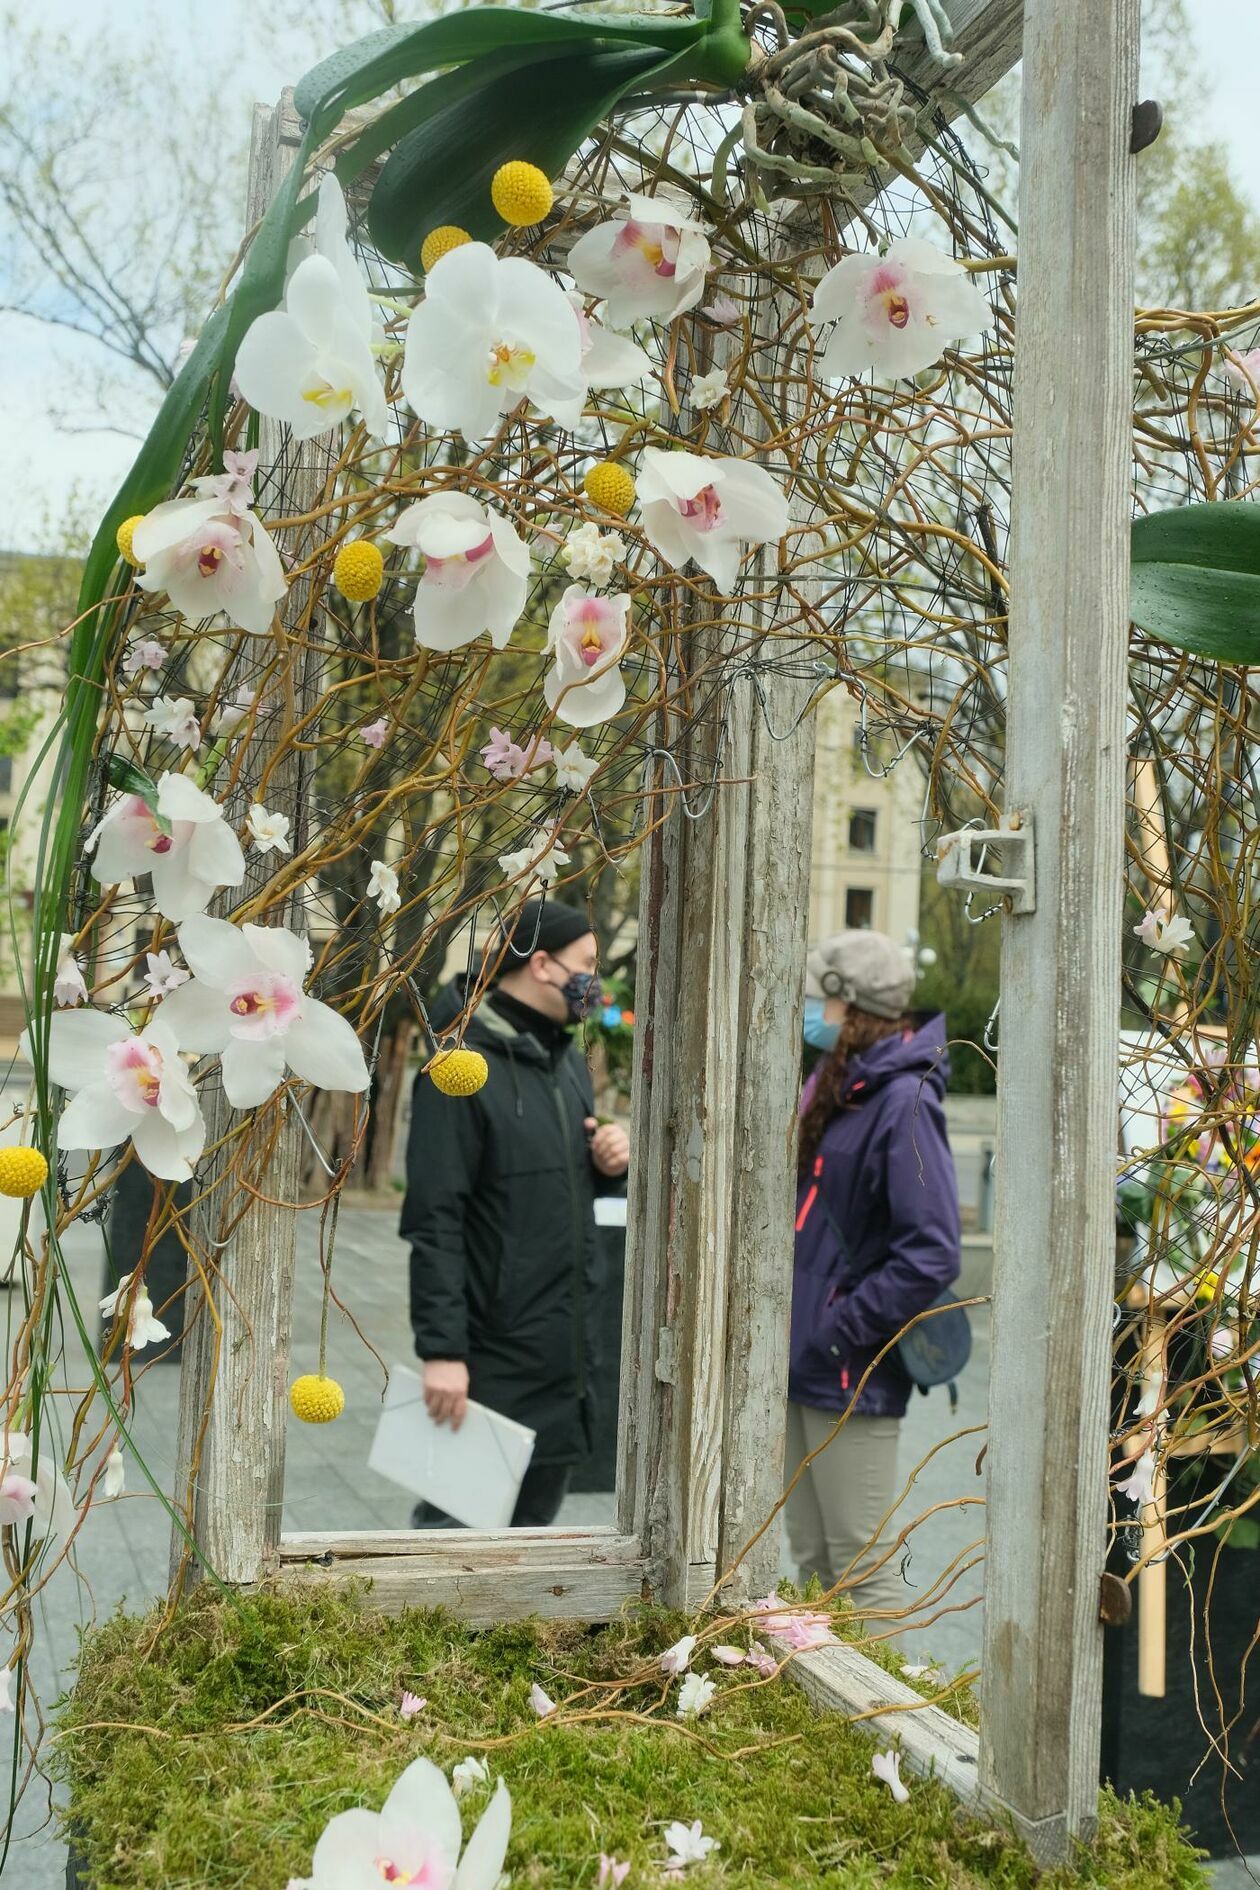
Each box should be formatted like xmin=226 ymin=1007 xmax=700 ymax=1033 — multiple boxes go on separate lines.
xmin=798 ymin=1006 xmax=909 ymax=1175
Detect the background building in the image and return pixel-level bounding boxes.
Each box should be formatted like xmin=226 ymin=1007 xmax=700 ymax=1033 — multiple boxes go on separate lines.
xmin=808 ymin=689 xmax=923 ymax=947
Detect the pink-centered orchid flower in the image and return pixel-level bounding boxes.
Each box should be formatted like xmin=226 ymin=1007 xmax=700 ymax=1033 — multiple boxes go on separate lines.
xmin=568 ymin=192 xmax=711 ymax=327
xmin=403 ymin=241 xmax=584 ymax=440
xmin=480 ymin=728 xmax=553 ymax=782
xmin=235 ymin=174 xmax=389 ymax=442
xmin=388 ymin=493 xmax=530 ymax=653
xmin=544 ymin=586 xmax=630 ymax=729
xmin=156 ymin=916 xmax=370 ymax=1109
xmin=809 ymin=236 xmax=993 ymax=382
xmin=297 ymin=1757 xmax=511 ymax=1890
xmin=0 ymin=1433 xmax=74 ymax=1546
xmin=132 ymin=469 xmax=287 ymax=637
xmin=400 ymin=1691 xmax=427 ymax=1722
xmin=86 ymin=773 xmax=246 ymax=923
xmin=192 ymin=449 xmax=261 ymax=517
xmin=0 ymin=1473 xmax=38 ymax=1527
xmin=710 ymin=1645 xmax=746 ymax=1667
xmin=638 ymin=447 xmax=788 ymax=593
xmin=746 ymin=1645 xmax=779 ymax=1679
xmin=361 ymin=717 xmax=390 ymax=749
xmin=18 ymin=1011 xmax=205 ymax=1181
xmin=599 ymin=1855 xmax=631 ymax=1887
xmin=753 ymin=1595 xmax=837 ymax=1650
xmin=122 ymin=638 xmax=167 ymax=680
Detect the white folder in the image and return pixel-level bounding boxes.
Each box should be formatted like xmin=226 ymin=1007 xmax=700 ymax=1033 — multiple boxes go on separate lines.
xmin=368 ymin=1364 xmax=536 ymax=1530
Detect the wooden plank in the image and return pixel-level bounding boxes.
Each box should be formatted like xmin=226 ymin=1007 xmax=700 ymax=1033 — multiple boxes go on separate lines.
xmin=717 ymin=243 xmax=819 ymax=1604
xmin=775 ymin=1635 xmax=986 ymax=1806
xmin=897 ymin=0 xmax=1024 ymax=113
xmin=170 ymin=94 xmax=332 ymax=1590
xmin=978 ymin=0 xmax=1139 ymax=1861
xmin=277 ymin=1529 xmax=648 ymax=1621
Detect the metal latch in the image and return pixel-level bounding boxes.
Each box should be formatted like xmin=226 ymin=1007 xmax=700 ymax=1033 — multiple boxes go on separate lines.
xmin=935 ymin=813 xmax=1035 ymax=915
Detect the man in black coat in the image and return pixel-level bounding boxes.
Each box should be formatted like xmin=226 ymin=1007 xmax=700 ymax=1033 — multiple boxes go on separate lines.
xmin=400 ymin=898 xmax=630 ymax=1527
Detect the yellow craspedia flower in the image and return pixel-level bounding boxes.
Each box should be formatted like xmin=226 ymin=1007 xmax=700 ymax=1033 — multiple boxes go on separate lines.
xmin=333 ymin=540 xmax=384 ymax=603
xmin=491 ymin=162 xmax=554 ymax=228
xmin=116 ymin=515 xmax=146 ymax=567
xmin=421 ymin=225 xmax=472 ymax=274
xmin=429 ymin=1048 xmax=489 ymax=1097
xmin=289 ymin=1374 xmax=346 ymax=1423
xmin=584 ymin=461 xmax=636 ymax=518
xmin=0 ymin=1147 xmax=49 ymax=1199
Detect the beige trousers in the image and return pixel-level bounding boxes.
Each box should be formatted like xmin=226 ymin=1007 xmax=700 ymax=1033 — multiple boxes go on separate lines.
xmin=783 ymin=1401 xmax=905 ymax=1628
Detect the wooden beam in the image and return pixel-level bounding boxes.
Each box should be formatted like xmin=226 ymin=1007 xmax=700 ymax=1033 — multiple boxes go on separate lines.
xmin=897 ymin=0 xmax=1025 ymax=115
xmin=978 ymin=0 xmax=1139 ymax=1861
xmin=276 ymin=1528 xmax=649 ymax=1622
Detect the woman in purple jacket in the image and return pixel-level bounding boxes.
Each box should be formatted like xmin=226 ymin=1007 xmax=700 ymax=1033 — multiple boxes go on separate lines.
xmin=786 ymin=929 xmax=961 ymax=1629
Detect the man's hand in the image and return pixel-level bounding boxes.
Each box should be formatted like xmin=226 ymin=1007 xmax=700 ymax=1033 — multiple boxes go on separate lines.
xmin=423 ymin=1359 xmax=470 ymax=1430
xmin=586 ymin=1117 xmax=630 ymax=1178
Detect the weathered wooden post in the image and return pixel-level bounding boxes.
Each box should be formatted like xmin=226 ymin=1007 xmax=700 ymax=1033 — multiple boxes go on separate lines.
xmin=170 ymin=94 xmax=332 ymax=1589
xmin=977 ymin=0 xmax=1139 ymax=1857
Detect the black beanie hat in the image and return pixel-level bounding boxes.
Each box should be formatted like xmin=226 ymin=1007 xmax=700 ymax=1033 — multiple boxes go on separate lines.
xmin=497 ymin=897 xmax=593 ymax=969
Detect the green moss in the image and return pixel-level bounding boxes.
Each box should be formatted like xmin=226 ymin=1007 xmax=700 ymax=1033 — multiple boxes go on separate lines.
xmin=56 ymin=1590 xmax=1206 ymax=1890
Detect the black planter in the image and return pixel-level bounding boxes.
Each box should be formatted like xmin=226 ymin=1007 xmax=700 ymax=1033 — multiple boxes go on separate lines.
xmin=1101 ymin=1472 xmax=1260 ymax=1858
xmin=102 ymin=1162 xmax=190 ymax=1364
xmin=569 ymin=1219 xmax=626 ymax=1494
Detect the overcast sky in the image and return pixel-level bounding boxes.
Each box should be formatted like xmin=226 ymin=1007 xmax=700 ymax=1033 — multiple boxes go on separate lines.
xmin=1 ymin=0 xmax=1256 ymax=553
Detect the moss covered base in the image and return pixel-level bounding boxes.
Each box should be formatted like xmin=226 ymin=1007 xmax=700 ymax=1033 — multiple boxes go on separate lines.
xmin=58 ymin=1591 xmax=1207 ymax=1889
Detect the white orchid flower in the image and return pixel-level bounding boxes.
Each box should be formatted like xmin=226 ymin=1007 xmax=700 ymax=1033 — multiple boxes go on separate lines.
xmin=122 ymin=638 xmax=167 ymax=681
xmin=529 ymin=1682 xmax=557 ymax=1717
xmin=663 ymin=1820 xmax=719 ymax=1869
xmin=235 ymin=174 xmax=389 ymax=441
xmin=499 ymin=823 xmax=570 ymax=888
xmin=689 ymin=368 xmax=727 ymax=412
xmin=18 ymin=1010 xmax=204 ymax=1181
xmin=638 ymin=447 xmax=788 ymax=593
xmin=246 ymin=804 xmax=291 ymax=855
xmin=86 ymin=773 xmax=246 ymax=923
xmin=451 ymin=1755 xmax=490 ymax=1800
xmin=676 ymin=1672 xmax=716 ymax=1719
xmin=1 ymin=1433 xmax=75 ymax=1547
xmin=156 ymin=916 xmax=369 ymax=1109
xmin=368 ymin=861 xmax=401 ymax=916
xmin=99 ymin=1272 xmax=170 ymax=1353
xmin=300 ymin=1757 xmax=510 ymax=1890
xmin=144 ymin=695 xmax=202 ymax=752
xmin=809 ymin=236 xmax=993 ymax=382
xmin=387 ymin=493 xmax=530 ymax=653
xmin=559 ymin=521 xmax=624 ymax=588
xmin=552 ymin=742 xmax=599 ymax=794
xmin=211 ymin=686 xmax=257 ymax=738
xmin=103 ymin=1448 xmax=126 ymax=1499
xmin=190 ymin=449 xmax=260 ymax=518
xmin=1133 ymin=908 xmax=1195 ymax=956
xmin=659 ymin=1633 xmax=697 ymax=1676
xmin=545 ymin=289 xmax=656 ymax=429
xmin=54 ymin=936 xmax=88 ymax=1008
xmin=132 ymin=489 xmax=287 ymax=638
xmin=403 ymin=242 xmax=584 ymax=440
xmin=1117 ymin=1450 xmax=1157 ymax=1509
xmin=143 ymin=950 xmax=189 ymax=998
xmin=544 ymin=587 xmax=630 ymax=729
xmin=872 ymin=1748 xmax=910 ymax=1804
xmin=568 ymin=191 xmax=711 ymax=327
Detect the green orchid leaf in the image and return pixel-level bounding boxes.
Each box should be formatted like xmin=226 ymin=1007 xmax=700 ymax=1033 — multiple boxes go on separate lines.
xmin=104 ymin=756 xmax=157 ymax=802
xmin=295 ymin=7 xmax=705 ymax=128
xmin=368 ymin=42 xmax=685 ymax=262
xmin=334 ymin=41 xmax=573 ymax=186
xmin=1131 ymin=502 xmax=1260 ymax=664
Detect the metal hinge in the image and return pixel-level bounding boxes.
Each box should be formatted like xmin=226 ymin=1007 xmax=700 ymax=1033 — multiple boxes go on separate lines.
xmin=936 ymin=813 xmax=1035 ymax=915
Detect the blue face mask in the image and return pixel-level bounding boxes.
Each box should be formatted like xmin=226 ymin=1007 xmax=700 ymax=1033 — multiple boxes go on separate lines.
xmin=803 ymin=996 xmax=840 ymax=1053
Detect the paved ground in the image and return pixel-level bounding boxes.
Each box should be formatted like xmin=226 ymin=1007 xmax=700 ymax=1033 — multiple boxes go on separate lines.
xmin=3 ymin=1209 xmax=1252 ymax=1887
